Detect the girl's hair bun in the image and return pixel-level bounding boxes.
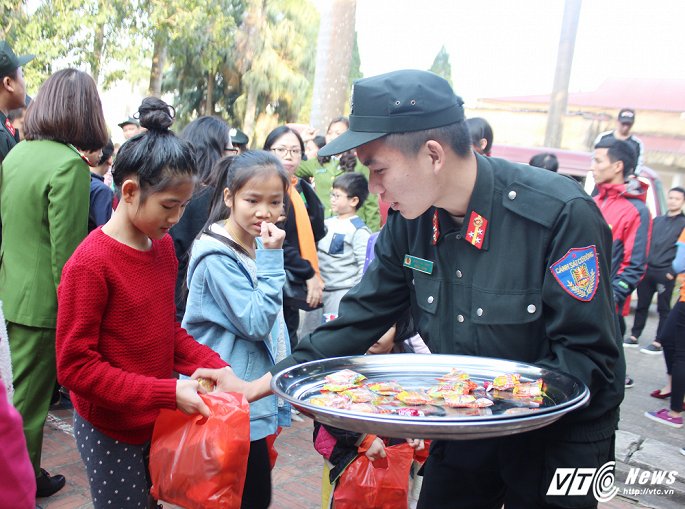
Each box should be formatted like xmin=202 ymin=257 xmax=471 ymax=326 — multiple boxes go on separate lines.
xmin=137 ymin=97 xmax=175 ymax=131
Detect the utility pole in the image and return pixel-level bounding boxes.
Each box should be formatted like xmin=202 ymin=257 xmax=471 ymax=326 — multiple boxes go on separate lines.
xmin=544 ymin=0 xmax=583 ymax=148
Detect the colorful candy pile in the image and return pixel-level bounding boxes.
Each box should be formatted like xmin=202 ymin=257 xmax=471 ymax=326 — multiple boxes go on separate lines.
xmin=306 ymin=368 xmax=545 ymax=416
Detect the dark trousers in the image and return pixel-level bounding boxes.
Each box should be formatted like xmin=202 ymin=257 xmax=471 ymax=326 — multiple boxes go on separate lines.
xmin=417 ymin=431 xmax=614 ymax=509
xmin=631 ymin=268 xmax=676 ymax=340
xmin=659 ymin=300 xmax=685 ymax=413
xmin=242 ymin=438 xmax=271 ymax=509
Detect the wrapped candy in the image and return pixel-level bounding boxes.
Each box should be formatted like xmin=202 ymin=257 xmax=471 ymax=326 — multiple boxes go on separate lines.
xmin=395 ymin=390 xmax=432 ymax=406
xmin=513 ymin=378 xmax=544 ymax=397
xmin=486 ymin=373 xmax=521 ymax=391
xmin=308 ymin=393 xmax=351 ymax=409
xmin=324 ymin=369 xmax=366 ymax=385
xmin=365 ymin=381 xmax=404 ymax=396
xmin=341 ymin=387 xmax=376 ymax=403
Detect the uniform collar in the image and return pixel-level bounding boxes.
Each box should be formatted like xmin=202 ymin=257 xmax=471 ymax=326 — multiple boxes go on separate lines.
xmin=433 ymin=154 xmax=494 ymax=251
xmin=0 ymin=110 xmax=19 ymax=142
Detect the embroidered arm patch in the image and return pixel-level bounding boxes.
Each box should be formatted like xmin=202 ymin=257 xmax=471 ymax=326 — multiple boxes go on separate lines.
xmin=549 ymin=246 xmax=599 ymax=302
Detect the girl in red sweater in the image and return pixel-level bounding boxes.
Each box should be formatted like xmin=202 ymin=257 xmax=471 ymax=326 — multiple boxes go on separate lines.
xmin=55 ymin=97 xmax=229 ymax=509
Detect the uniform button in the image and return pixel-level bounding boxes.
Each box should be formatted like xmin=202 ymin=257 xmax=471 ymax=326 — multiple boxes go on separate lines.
xmin=456 ymin=234 xmax=462 ymax=240
xmin=527 ymin=304 xmax=536 ymax=314
xmin=508 ymin=190 xmax=517 ymax=200
xmin=427 ymin=296 xmax=434 ymax=304
xmin=412 ymin=279 xmax=415 ymax=286
xmin=456 ymin=270 xmax=463 ymax=278
xmin=457 ymin=314 xmax=464 ymax=322
xmin=476 ymin=308 xmax=484 ymax=317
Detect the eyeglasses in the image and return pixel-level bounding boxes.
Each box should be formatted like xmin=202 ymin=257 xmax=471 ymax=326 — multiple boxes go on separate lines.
xmin=271 ymin=146 xmax=302 ymax=157
xmin=329 ymin=192 xmax=348 ymax=200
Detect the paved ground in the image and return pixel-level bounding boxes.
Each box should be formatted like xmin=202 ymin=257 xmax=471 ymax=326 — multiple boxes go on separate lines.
xmin=37 ymin=302 xmax=683 ymax=508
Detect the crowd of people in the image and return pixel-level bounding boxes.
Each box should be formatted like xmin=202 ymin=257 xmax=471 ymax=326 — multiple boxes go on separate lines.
xmin=1 ymin=38 xmax=684 ymax=509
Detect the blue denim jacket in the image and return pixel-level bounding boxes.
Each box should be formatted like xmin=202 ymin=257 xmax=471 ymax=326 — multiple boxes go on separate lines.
xmin=182 ymin=231 xmax=291 ymax=440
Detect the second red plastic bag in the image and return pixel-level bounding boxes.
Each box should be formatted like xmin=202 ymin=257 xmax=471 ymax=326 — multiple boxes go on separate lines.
xmin=334 ymin=443 xmax=414 ymax=509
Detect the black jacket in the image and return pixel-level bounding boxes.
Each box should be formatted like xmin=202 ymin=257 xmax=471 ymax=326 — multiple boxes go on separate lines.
xmin=275 ymin=155 xmax=623 ymax=440
xmin=647 ymin=213 xmax=685 ymax=271
xmin=279 ymin=178 xmax=326 ymax=281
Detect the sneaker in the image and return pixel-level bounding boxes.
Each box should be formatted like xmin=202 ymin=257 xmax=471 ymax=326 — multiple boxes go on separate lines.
xmin=290 ymin=407 xmax=304 ymax=422
xmin=35 ymin=468 xmax=66 ymax=498
xmin=640 ymin=343 xmax=663 ymax=355
xmin=625 ymin=376 xmax=635 ymax=388
xmin=644 ymin=409 xmax=683 ymax=429
xmin=623 ymin=336 xmax=639 ymax=348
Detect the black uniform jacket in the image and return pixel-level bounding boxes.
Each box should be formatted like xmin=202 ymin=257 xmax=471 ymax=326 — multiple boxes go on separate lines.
xmin=273 ymin=155 xmax=624 ymax=440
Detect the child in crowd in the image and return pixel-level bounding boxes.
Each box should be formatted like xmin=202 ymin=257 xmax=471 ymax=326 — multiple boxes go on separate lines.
xmin=314 ymin=310 xmax=425 ymax=509
xmin=55 ymin=97 xmax=229 ymax=509
xmin=182 ymin=151 xmax=292 ymax=509
xmin=317 ymin=172 xmax=371 ymax=318
xmin=88 ymin=139 xmax=115 ymax=231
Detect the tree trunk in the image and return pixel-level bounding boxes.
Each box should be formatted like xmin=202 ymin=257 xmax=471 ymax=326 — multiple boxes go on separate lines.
xmin=148 ymin=31 xmax=167 ymax=97
xmin=91 ymin=22 xmax=105 ymax=84
xmin=206 ymin=70 xmax=215 ymax=115
xmin=310 ymin=0 xmax=357 ymax=133
xmin=243 ymin=84 xmax=258 ymax=144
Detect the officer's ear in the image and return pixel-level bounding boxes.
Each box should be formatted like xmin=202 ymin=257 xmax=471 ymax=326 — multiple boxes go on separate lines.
xmin=424 ymin=140 xmax=445 ymax=175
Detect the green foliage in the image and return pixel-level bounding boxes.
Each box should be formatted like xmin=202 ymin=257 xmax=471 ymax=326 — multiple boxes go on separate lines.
xmin=2 ymin=0 xmax=319 ymax=131
xmin=429 ymin=44 xmax=453 ymax=86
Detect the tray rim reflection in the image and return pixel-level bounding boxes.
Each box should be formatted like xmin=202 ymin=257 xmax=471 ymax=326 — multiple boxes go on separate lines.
xmin=271 ymin=354 xmax=590 ymax=440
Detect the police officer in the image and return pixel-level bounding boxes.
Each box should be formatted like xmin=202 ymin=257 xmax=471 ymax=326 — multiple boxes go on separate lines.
xmin=196 ymin=70 xmax=625 ymax=508
xmin=0 ymin=41 xmax=33 ymax=163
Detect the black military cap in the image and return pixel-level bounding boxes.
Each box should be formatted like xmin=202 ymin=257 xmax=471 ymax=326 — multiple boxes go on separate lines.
xmin=229 ymin=127 xmax=249 ymax=145
xmin=318 ymin=69 xmax=464 ymax=157
xmin=118 ymin=116 xmax=140 ymax=128
xmin=0 ymin=41 xmax=34 ymax=77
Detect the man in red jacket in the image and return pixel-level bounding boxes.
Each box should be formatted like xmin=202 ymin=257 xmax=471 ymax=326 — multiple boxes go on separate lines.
xmin=592 ymin=138 xmax=652 ymax=388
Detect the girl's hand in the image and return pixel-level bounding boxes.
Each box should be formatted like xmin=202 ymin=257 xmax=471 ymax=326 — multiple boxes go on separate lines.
xmin=364 ymin=437 xmax=387 ymax=461
xmin=260 ymin=221 xmax=285 ymax=249
xmin=306 ymin=275 xmax=324 ymax=307
xmin=406 ymin=438 xmax=425 ymax=451
xmin=191 ymin=367 xmax=271 ymax=403
xmin=175 ymin=379 xmax=210 ymax=418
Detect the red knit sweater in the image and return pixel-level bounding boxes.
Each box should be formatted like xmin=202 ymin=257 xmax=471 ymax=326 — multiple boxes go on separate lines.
xmin=56 ymin=228 xmax=227 ymax=444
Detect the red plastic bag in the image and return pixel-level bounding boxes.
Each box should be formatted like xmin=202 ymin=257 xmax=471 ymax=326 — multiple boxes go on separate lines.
xmin=265 ymin=426 xmax=282 ymax=470
xmin=149 ymin=392 xmax=250 ymax=509
xmin=334 ymin=443 xmax=414 ymax=509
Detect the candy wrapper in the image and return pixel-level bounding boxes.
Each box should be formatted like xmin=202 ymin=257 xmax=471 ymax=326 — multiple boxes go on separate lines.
xmin=395 ymin=391 xmax=432 ymax=406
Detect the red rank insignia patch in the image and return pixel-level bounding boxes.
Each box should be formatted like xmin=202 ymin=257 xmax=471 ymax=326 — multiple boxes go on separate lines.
xmin=432 ymin=209 xmax=440 ymax=245
xmin=5 ymin=117 xmax=15 ymax=137
xmin=466 ymin=211 xmax=487 ymax=249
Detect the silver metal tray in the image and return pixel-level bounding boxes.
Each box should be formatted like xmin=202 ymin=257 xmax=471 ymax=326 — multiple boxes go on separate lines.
xmin=271 ymin=354 xmax=590 ymax=440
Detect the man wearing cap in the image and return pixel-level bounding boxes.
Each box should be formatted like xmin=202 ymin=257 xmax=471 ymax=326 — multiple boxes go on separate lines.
xmin=595 ymin=108 xmax=644 ymax=169
xmin=0 ymin=41 xmax=33 ymax=163
xmin=592 ymin=138 xmax=652 ymax=389
xmin=229 ymin=127 xmax=249 ymax=153
xmin=117 ymin=116 xmax=140 ymax=140
xmin=195 ymin=70 xmax=624 ymax=508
